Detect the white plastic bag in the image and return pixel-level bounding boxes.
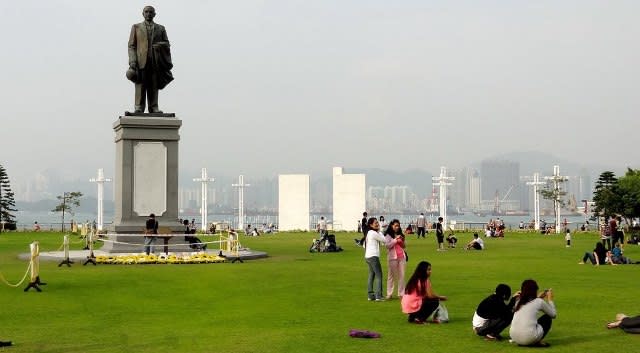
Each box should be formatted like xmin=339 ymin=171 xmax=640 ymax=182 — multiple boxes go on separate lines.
xmin=434 ymin=303 xmax=449 ymax=323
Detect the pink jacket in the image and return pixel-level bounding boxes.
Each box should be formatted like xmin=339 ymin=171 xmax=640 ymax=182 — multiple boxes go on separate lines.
xmin=384 ymin=234 xmax=405 ymax=260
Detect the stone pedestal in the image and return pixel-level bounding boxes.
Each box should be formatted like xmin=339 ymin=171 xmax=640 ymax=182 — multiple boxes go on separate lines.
xmin=104 ymin=113 xmax=183 ymax=252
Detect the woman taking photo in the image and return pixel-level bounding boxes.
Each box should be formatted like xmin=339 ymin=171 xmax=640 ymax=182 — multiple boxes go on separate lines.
xmin=509 ymin=279 xmax=556 ymax=347
xmin=401 ymin=261 xmax=447 ymax=324
xmin=384 ymin=219 xmax=406 ymax=300
xmin=364 ymin=217 xmax=386 ymax=301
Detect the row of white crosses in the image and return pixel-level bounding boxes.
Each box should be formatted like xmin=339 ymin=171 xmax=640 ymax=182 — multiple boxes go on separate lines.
xmin=89 ymin=168 xmax=249 ymax=233
xmin=195 ymin=170 xmax=250 ymax=231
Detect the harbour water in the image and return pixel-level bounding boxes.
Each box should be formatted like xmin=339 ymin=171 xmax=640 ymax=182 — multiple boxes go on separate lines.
xmin=10 ymin=210 xmax=590 ymax=232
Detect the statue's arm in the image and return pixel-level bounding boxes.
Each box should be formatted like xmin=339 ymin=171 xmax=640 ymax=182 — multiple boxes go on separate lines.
xmin=128 ymin=24 xmax=138 ymax=68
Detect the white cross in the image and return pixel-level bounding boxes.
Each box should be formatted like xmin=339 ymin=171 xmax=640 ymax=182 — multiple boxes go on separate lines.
xmin=544 ymin=165 xmax=568 ymax=233
xmin=232 ymin=175 xmax=251 ymax=231
xmin=193 ymin=168 xmax=215 ymax=232
xmin=526 ymin=172 xmax=546 ymax=230
xmin=89 ymin=168 xmax=112 ymax=231
xmin=432 ymin=166 xmax=455 ymax=228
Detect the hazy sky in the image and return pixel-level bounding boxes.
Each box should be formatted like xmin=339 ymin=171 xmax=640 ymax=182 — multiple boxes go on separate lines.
xmin=2 ymin=0 xmax=638 ymax=182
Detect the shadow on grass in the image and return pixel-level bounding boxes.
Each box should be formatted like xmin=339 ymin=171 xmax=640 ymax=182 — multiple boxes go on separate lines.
xmin=548 ymin=331 xmax=612 ymax=347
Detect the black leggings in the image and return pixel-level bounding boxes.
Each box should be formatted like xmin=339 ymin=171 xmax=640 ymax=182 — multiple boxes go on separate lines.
xmin=538 ymin=314 xmax=553 ymax=340
xmin=408 ymin=299 xmax=439 ymax=322
xmin=476 ymin=316 xmax=512 ymax=337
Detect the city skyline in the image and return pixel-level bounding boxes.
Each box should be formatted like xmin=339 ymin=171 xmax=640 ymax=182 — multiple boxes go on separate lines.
xmin=13 ymin=152 xmax=599 ymax=216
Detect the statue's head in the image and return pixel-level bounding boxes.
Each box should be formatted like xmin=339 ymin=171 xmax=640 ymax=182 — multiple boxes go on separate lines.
xmin=142 ymin=6 xmax=156 ymax=21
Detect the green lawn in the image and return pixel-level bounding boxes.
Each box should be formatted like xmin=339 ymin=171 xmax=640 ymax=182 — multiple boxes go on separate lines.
xmin=0 ymin=230 xmax=638 ymax=353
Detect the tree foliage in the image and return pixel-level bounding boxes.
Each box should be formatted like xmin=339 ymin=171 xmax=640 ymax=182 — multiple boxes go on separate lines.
xmin=51 ymin=191 xmax=83 ymax=232
xmin=539 ymin=176 xmax=567 ymax=226
xmin=592 ymin=171 xmax=620 ymax=218
xmin=592 ymin=169 xmax=640 ymax=222
xmin=616 ymin=169 xmax=640 ymax=221
xmin=0 ymin=164 xmax=18 ymax=229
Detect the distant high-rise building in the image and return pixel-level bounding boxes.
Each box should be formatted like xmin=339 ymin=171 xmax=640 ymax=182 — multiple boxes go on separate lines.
xmin=468 ymin=169 xmax=481 ymax=209
xmin=481 ymin=159 xmax=521 ymax=210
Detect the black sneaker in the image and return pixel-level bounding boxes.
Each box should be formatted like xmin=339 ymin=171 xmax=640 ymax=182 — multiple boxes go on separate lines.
xmin=0 ymin=341 xmax=12 ymax=347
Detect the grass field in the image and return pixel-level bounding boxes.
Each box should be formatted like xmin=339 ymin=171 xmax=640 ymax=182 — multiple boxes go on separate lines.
xmin=0 ymin=230 xmax=638 ymax=353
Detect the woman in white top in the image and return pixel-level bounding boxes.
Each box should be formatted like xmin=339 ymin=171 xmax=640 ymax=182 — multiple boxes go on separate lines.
xmin=509 ymin=279 xmax=557 ymax=347
xmin=364 ymin=217 xmax=386 ymax=301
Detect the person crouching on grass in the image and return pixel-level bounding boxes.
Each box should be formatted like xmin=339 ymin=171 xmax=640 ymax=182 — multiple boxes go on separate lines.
xmin=509 ymin=279 xmax=556 ymax=347
xmin=472 ymin=283 xmax=518 ymax=340
xmin=401 ymin=261 xmax=447 ymax=324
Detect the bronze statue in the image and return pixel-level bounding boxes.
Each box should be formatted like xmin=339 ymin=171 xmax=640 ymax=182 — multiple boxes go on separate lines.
xmin=127 ymin=6 xmax=173 ymax=114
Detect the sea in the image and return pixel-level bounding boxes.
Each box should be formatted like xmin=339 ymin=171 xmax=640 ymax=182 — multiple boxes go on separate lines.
xmin=10 ymin=210 xmax=590 ymax=232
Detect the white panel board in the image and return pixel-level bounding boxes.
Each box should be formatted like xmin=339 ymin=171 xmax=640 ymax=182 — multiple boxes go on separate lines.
xmin=278 ymin=174 xmax=310 ymax=231
xmin=332 ymin=167 xmax=365 ymax=231
xmin=133 ymin=142 xmax=167 ymax=216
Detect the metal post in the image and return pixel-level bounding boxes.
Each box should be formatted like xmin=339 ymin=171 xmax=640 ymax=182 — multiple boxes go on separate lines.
xmin=193 ymin=168 xmax=215 ymax=232
xmin=89 ymin=168 xmax=112 ymax=231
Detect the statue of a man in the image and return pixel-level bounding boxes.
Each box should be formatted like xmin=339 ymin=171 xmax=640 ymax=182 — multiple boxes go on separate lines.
xmin=127 ymin=6 xmax=173 ymax=114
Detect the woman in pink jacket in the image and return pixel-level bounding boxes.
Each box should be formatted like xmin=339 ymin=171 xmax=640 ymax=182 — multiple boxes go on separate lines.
xmin=384 ymin=219 xmax=406 ymax=300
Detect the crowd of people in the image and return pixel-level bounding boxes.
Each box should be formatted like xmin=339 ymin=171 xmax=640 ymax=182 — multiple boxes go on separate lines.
xmin=358 ymin=213 xmax=639 ymax=348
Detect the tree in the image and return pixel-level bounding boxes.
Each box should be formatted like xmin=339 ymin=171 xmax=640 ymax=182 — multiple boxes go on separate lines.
xmin=0 ymin=164 xmax=17 ymax=232
xmin=616 ymin=168 xmax=640 ymax=222
xmin=592 ymin=171 xmax=620 ymax=218
xmin=51 ymin=191 xmax=83 ymax=232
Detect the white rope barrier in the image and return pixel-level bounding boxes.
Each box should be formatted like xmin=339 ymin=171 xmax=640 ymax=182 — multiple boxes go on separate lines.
xmin=0 ymin=262 xmax=32 ymax=287
xmin=97 ymin=238 xmax=226 ymax=247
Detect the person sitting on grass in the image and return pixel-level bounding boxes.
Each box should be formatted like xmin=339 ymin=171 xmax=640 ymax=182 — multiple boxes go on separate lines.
xmin=607 ymin=313 xmax=640 ymax=333
xmin=465 ymin=233 xmax=484 ymax=250
xmin=610 ymin=243 xmax=637 ymax=264
xmin=472 ymin=283 xmax=518 ymax=341
xmin=446 ymin=233 xmax=457 ymax=248
xmin=579 ymin=242 xmax=612 ymax=266
xmin=401 ymin=261 xmax=447 ymax=324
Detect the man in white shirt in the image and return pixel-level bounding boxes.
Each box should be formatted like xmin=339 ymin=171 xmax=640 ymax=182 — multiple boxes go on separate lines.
xmin=466 ymin=233 xmax=485 ymax=250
